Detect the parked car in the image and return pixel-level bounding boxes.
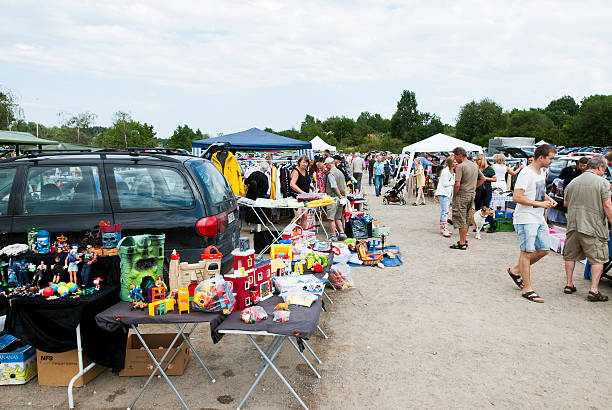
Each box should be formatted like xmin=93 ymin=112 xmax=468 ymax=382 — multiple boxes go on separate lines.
xmin=0 ymin=149 xmax=240 ymax=273
xmin=498 ymin=146 xmax=534 ymax=163
xmin=558 ymin=147 xmax=580 ymax=155
xmin=546 ymin=154 xmax=595 ymax=211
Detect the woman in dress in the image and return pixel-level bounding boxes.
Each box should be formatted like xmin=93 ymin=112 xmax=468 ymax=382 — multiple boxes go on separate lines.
xmin=289 ymin=155 xmax=312 ymax=228
xmin=492 ymin=154 xmax=522 ymax=192
xmin=435 ymin=156 xmax=456 ymax=237
xmin=475 ymin=154 xmax=497 ymax=209
xmin=413 ymin=157 xmax=426 ymax=205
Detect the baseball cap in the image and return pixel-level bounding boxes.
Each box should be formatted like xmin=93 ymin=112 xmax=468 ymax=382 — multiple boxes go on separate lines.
xmin=324 ymin=157 xmax=335 ymax=164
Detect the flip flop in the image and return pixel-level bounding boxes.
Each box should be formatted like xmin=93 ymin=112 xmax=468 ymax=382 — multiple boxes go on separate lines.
xmin=449 ymin=241 xmax=468 ymax=250
xmin=522 ymin=291 xmax=544 ymax=303
xmin=507 ymin=268 xmax=524 ymax=289
xmin=563 ymin=285 xmax=576 ymax=294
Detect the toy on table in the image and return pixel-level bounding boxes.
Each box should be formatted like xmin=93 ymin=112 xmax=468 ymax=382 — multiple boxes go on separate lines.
xmin=201 ymin=245 xmax=223 ymax=278
xmin=328 ymin=265 xmax=354 ymax=289
xmin=192 ymin=279 xmax=236 ymax=314
xmin=80 ymin=244 xmax=98 ymax=288
xmin=52 ymin=235 xmax=69 ymax=254
xmin=129 ymin=285 xmax=147 ymax=310
xmin=274 ymin=302 xmax=290 ymax=311
xmin=148 ymin=298 xmax=175 ymax=316
xmin=294 ymin=259 xmax=304 ymax=275
xmin=36 ymin=230 xmax=51 ymax=254
xmin=270 ymin=244 xmax=293 ymax=261
xmin=177 ymin=288 xmax=190 ymax=315
xmin=270 ymin=258 xmax=287 ymax=277
xmin=64 ymin=245 xmax=81 ymax=284
xmin=273 ymin=310 xmax=290 ymax=323
xmin=225 ymin=240 xmax=273 ymax=310
xmin=241 ymin=306 xmax=268 ymax=323
xmin=151 ymin=275 xmax=167 ymax=301
xmin=50 ymin=256 xmax=63 ymax=284
xmin=92 ymin=276 xmax=103 ymax=290
xmin=31 ymin=261 xmax=47 ymax=287
xmin=9 ymin=259 xmax=29 ymax=286
xmin=312 ymin=241 xmax=332 ymax=252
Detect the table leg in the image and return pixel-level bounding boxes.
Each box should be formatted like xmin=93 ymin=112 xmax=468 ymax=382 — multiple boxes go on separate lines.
xmin=239 ymin=335 xmax=308 ymax=410
xmin=302 ymin=340 xmax=322 ymax=364
xmin=255 ymin=335 xmax=283 ymax=376
xmin=317 ymin=325 xmax=328 ymax=339
xmin=287 ymin=337 xmax=321 ymax=378
xmin=322 ymin=289 xmax=334 ymax=304
xmin=174 ymin=323 xmax=216 ymax=383
xmin=68 ymin=324 xmax=99 ymax=409
xmin=127 ymin=324 xmax=190 ymax=410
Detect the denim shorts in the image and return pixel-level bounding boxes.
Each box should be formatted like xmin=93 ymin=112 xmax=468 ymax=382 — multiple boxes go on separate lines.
xmin=514 ymin=222 xmax=551 ymax=253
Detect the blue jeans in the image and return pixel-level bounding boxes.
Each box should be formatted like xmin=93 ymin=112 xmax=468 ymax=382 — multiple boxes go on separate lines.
xmin=368 ymin=171 xmax=373 ymax=185
xmin=81 ymin=263 xmax=92 ymax=287
xmin=515 ymin=222 xmax=551 ymax=253
xmin=438 ymin=195 xmax=451 ymax=222
xmin=374 ymin=175 xmax=383 ymax=196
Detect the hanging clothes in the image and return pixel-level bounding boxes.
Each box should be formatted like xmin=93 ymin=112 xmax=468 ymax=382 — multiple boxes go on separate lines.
xmin=244 ymin=170 xmax=269 ymax=224
xmin=211 ymin=151 xmax=245 ymax=196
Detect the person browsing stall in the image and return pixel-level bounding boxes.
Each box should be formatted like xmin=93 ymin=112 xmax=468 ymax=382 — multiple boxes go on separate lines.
xmin=289 ymin=155 xmax=312 ymax=229
xmin=373 ymin=155 xmax=385 ymax=197
xmin=413 ymin=157 xmax=426 ymax=206
xmin=449 ymin=147 xmax=485 ymax=250
xmin=350 ymin=153 xmax=365 ymax=194
xmin=508 ymin=144 xmax=557 ymax=303
xmin=435 ymin=155 xmax=456 ymax=237
xmin=323 ymin=157 xmax=347 ymax=241
xmin=492 ymin=154 xmax=522 ymax=192
xmin=562 ymin=156 xmax=612 ymax=302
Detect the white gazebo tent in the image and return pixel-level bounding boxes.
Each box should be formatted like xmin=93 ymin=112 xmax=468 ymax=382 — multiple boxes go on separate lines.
xmin=396 ymin=133 xmax=483 ymax=177
xmin=535 ymin=139 xmax=549 ymax=146
xmin=310 ymin=136 xmax=336 ymax=152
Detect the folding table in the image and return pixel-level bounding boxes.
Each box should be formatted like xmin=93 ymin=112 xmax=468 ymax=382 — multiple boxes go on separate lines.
xmin=217 ymin=295 xmax=323 ymax=410
xmin=96 ymin=301 xmax=225 ymax=410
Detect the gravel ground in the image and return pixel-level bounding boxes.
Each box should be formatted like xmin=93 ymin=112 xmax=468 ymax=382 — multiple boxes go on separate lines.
xmin=1 ymin=182 xmax=611 ymax=409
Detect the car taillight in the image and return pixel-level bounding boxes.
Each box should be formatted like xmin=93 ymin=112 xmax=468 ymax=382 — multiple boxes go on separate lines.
xmin=196 ymin=217 xmax=218 ymax=236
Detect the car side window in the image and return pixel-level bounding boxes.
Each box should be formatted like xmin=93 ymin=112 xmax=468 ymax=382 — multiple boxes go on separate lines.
xmin=24 ymin=166 xmax=103 ymax=215
xmin=0 ymin=168 xmax=16 ymax=215
xmin=112 ymin=166 xmax=194 ymax=210
xmin=188 ymin=160 xmax=233 ymax=204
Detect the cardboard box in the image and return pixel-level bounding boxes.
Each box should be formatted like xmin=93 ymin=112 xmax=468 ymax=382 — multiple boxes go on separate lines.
xmin=36 ymin=349 xmax=106 ymax=387
xmin=119 ymin=333 xmax=190 ymax=377
xmin=0 ymin=335 xmax=37 ymax=385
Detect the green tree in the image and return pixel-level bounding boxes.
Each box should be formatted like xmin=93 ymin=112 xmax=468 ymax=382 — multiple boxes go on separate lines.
xmin=573 ymin=94 xmax=612 ymax=146
xmin=455 ymin=99 xmax=507 ymax=142
xmin=167 ymin=124 xmax=207 ymax=150
xmin=544 ymin=96 xmax=579 ymax=127
xmin=300 ymin=115 xmax=325 ymax=140
xmin=390 ymin=90 xmax=421 ymax=140
xmin=0 ymin=89 xmax=22 ymax=130
xmin=99 ymin=111 xmax=158 ymax=148
xmin=58 ymin=111 xmax=97 ymax=144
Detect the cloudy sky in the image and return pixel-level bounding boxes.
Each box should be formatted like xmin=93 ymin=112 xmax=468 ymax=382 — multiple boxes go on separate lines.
xmin=1 ymin=0 xmax=611 ymax=138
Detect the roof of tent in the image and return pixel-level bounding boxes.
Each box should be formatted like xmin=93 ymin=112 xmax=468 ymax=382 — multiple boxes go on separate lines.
xmin=192 ymin=127 xmax=312 ymax=151
xmin=535 ymin=139 xmax=549 ymax=146
xmin=310 ymin=136 xmax=336 ymax=151
xmin=0 ymin=130 xmax=58 ymax=145
xmin=401 ymin=133 xmax=482 ymax=155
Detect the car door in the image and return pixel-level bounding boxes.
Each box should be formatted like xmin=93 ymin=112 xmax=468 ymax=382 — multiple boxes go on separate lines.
xmin=0 ymin=167 xmax=18 ymax=247
xmin=11 ymin=162 xmax=113 ymax=247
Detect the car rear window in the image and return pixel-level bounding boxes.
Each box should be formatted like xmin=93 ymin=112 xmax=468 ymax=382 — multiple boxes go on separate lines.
xmin=0 ymin=168 xmax=16 ymax=215
xmin=188 ymin=160 xmax=234 ymax=204
xmin=112 ymin=166 xmax=195 ymax=210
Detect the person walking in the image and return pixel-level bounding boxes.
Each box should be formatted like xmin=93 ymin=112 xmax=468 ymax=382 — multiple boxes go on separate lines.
xmin=350 ymin=152 xmax=365 ymax=194
xmin=435 ymin=155 xmax=455 ymax=237
xmin=413 ymin=157 xmax=426 ymax=205
xmin=562 ymin=156 xmax=612 ymax=301
xmin=368 ymin=153 xmax=375 ymax=186
xmin=289 ymin=155 xmax=312 ymax=229
xmin=449 ymin=147 xmax=485 ymax=250
xmin=323 ymin=157 xmax=347 ymax=241
xmin=373 ymin=155 xmax=385 ymax=197
xmin=475 ymin=154 xmax=497 ymax=232
xmin=507 ymin=144 xmax=557 ymax=303
xmin=383 ymin=156 xmax=391 ymax=186
xmin=492 ymin=154 xmax=522 ymax=192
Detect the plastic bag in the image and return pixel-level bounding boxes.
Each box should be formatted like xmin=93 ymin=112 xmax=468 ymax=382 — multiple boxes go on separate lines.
xmin=241 ymin=306 xmax=268 ymax=323
xmin=192 ymin=278 xmax=236 ymax=314
xmin=350 ymin=218 xmax=369 ymax=239
xmin=281 ymin=290 xmax=318 ymax=307
xmin=333 ymin=245 xmax=351 ymax=265
xmin=273 ymin=310 xmax=290 ymax=322
xmin=328 ymin=264 xmax=355 ymax=290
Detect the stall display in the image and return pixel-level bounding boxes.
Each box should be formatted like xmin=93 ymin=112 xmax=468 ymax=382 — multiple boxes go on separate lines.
xmin=117 ymin=234 xmax=165 ymax=302
xmin=241 ymin=306 xmax=268 ymax=323
xmin=192 ymin=278 xmax=236 ymax=314
xmin=64 ymin=245 xmax=82 ymax=284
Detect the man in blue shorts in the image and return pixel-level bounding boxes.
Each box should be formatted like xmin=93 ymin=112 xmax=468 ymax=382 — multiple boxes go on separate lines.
xmin=507 ymin=144 xmax=557 ymax=303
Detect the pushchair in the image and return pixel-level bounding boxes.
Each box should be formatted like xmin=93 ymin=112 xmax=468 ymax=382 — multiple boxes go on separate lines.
xmin=382 ymin=175 xmax=406 ymax=205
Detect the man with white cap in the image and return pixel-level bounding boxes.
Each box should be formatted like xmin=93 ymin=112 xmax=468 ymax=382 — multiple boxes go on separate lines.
xmin=324 ymin=157 xmax=347 ymax=241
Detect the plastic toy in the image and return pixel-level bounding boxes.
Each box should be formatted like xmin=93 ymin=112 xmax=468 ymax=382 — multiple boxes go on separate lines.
xmin=50 ymin=256 xmax=63 ymax=284
xmin=177 ymin=288 xmax=190 ymax=315
xmin=148 ymin=298 xmax=175 ymax=316
xmin=30 ymin=261 xmax=46 ymax=287
xmin=93 ymin=277 xmax=103 ymax=290
xmin=80 ymin=245 xmax=98 ymax=287
xmin=200 ymin=246 xmax=222 ymax=277
xmin=274 ymin=302 xmax=290 ymax=311
xmin=241 ymin=306 xmax=268 ymax=323
xmin=53 ymin=235 xmax=69 ymax=254
xmin=270 ymin=244 xmax=293 ymax=260
xmin=270 ymin=258 xmax=287 ymax=277
xmin=36 ymin=230 xmax=51 ymax=254
xmin=42 ymin=286 xmax=54 ymax=297
xmin=273 ymin=310 xmax=290 ymax=323
xmin=294 ymin=260 xmax=304 ymax=275
xmin=129 ymin=284 xmax=144 ymax=302
xmin=64 ymin=245 xmax=81 ymax=284
xmin=117 ymin=234 xmax=165 ymax=302
xmin=192 ymin=279 xmax=235 ymax=314
xmin=313 ymin=263 xmax=323 ymax=273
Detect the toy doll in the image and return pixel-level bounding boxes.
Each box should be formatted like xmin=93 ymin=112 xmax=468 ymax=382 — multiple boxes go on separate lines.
xmin=93 ymin=276 xmax=103 ymax=290
xmin=80 ymin=244 xmax=98 ymax=287
xmin=51 ymin=256 xmax=63 ymax=284
xmin=155 ymin=275 xmax=167 ymax=292
xmin=64 ymin=245 xmax=81 ymax=285
xmin=31 ymin=261 xmax=47 ymax=287
xmin=17 ymin=259 xmax=29 ymax=286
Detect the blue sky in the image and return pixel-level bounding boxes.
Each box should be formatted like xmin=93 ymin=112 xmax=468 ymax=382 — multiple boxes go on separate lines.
xmin=1 ymin=0 xmax=611 ymax=138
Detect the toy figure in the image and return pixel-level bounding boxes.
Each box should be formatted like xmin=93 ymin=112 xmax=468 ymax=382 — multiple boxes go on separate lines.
xmin=80 ymin=245 xmax=98 ymax=287
xmin=51 ymin=256 xmax=63 ymax=284
xmin=155 ymin=275 xmax=167 ymax=291
xmin=64 ymin=245 xmax=81 ymax=284
xmin=53 ymin=235 xmax=69 ymax=253
xmin=16 ymin=259 xmax=29 ymax=286
xmin=31 ymin=261 xmax=47 ymax=287
xmin=93 ymin=276 xmax=103 ymax=290
xmin=129 ymin=284 xmax=144 ymax=302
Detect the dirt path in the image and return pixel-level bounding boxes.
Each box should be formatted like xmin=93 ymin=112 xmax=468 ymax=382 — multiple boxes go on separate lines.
xmin=2 ymin=182 xmax=610 ymax=409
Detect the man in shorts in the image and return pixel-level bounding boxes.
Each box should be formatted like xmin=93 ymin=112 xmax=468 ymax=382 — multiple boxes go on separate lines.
xmin=324 ymin=157 xmax=347 ymax=241
xmin=449 ymin=147 xmax=485 ymax=250
xmin=508 ymin=144 xmax=557 ymax=302
xmin=562 ymin=155 xmax=612 ymax=301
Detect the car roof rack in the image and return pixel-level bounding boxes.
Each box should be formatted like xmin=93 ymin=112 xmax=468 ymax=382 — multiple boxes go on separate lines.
xmin=126 ymin=147 xmax=194 ymax=156
xmin=0 ymin=148 xmax=183 ymax=164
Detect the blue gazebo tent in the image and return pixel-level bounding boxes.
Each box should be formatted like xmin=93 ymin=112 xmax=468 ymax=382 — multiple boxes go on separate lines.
xmin=191 ymin=128 xmax=312 ymax=156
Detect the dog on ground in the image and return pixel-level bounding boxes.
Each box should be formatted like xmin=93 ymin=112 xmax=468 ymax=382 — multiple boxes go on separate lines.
xmin=469 ymin=206 xmax=494 ymax=239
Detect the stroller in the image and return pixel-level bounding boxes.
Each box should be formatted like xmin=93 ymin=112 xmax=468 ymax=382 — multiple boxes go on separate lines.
xmin=382 ymin=175 xmax=406 ymax=205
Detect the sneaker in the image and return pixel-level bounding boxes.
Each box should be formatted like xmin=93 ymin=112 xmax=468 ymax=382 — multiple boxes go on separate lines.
xmin=337 ymin=232 xmax=347 ymax=241
xmin=330 ymin=235 xmax=337 ymax=242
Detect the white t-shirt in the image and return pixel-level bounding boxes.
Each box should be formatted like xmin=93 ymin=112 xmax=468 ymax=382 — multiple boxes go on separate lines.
xmin=513 ymin=166 xmax=547 ymax=224
xmin=492 ymin=164 xmax=507 ymax=191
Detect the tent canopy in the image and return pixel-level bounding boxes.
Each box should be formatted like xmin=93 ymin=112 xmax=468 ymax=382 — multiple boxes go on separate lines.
xmin=535 ymin=139 xmax=549 ymax=146
xmin=0 ymin=130 xmax=58 ymax=146
xmin=191 ymin=128 xmax=312 ymax=151
xmin=401 ymin=133 xmax=482 ymax=155
xmin=310 ymin=136 xmax=336 ymax=151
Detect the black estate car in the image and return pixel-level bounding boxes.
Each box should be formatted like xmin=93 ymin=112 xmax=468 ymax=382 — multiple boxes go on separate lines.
xmin=0 ymin=149 xmax=239 ymax=272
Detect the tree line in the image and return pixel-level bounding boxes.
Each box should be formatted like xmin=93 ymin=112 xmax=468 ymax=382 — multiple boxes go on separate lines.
xmin=2 ymin=86 xmax=610 ymax=153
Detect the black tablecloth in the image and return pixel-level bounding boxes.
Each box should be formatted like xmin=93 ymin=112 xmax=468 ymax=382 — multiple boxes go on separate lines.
xmin=2 ymin=284 xmax=126 ymax=371
xmin=95 ymin=301 xmax=226 ymax=344
xmin=217 ymin=295 xmax=322 ymax=340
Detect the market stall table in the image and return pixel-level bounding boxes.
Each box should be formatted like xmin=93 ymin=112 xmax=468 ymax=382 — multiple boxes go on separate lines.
xmin=217 ymin=295 xmax=323 ymax=410
xmin=95 ymin=301 xmax=225 ymax=410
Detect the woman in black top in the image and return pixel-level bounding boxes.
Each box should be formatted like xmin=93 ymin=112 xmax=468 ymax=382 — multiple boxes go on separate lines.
xmin=290 ymin=155 xmax=312 ymax=228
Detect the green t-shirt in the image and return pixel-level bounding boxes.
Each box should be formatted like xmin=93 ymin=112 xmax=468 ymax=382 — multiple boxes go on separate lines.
xmin=483 ymin=166 xmax=495 ymax=190
xmin=565 ymin=171 xmax=611 ymax=241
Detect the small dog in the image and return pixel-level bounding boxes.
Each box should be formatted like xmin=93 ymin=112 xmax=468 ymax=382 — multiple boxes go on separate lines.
xmin=469 ymin=206 xmax=495 ymax=239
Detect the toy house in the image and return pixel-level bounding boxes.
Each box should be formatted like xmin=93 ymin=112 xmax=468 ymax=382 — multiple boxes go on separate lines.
xmin=270 ymin=258 xmax=287 ymax=277
xmin=201 ymin=246 xmax=222 ymax=278
xmin=232 ymin=247 xmax=255 ymax=274
xmin=224 ymin=247 xmax=273 ymax=310
xmin=270 ymin=244 xmax=293 ymax=260
xmin=168 ymin=248 xmax=223 ymax=292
